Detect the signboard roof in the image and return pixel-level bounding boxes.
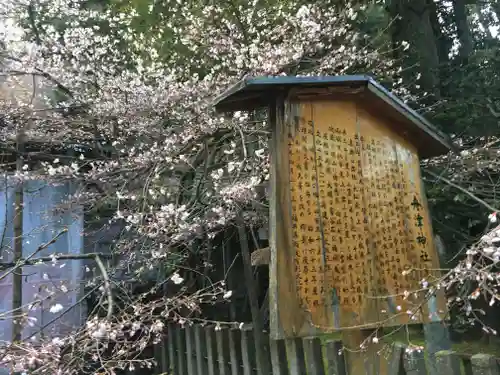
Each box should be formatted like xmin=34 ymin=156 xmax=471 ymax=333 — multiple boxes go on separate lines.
xmin=213 ymin=75 xmax=454 ymax=158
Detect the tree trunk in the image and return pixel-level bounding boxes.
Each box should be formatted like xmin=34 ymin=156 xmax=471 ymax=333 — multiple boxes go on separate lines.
xmin=387 ymin=0 xmax=441 ymax=98
xmin=492 ymin=0 xmax=500 ymax=26
xmin=453 ymin=0 xmax=473 ymax=59
xmin=427 ymin=0 xmax=453 ymax=96
xmin=474 ymin=2 xmax=493 ymax=40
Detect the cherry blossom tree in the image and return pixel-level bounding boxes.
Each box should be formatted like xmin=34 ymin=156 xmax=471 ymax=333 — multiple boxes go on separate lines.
xmin=1 ymin=0 xmax=500 ymax=370
xmin=0 ymin=0 xmax=402 ymax=373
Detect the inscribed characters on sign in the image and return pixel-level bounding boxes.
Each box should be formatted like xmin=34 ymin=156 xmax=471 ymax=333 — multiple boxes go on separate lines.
xmin=286 ymin=100 xmax=443 ymax=330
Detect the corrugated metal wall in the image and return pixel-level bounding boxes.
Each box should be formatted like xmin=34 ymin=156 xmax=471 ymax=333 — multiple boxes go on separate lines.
xmin=0 ymin=177 xmax=85 ymax=344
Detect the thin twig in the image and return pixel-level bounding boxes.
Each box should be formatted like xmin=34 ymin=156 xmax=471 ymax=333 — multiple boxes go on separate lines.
xmin=95 ymin=254 xmax=113 ymax=319
xmin=425 ymin=169 xmax=500 ymax=212
xmin=0 ymin=252 xmax=112 ymax=270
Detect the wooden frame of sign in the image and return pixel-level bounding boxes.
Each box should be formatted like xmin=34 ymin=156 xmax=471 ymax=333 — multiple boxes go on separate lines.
xmin=214 ymin=76 xmax=453 ymax=340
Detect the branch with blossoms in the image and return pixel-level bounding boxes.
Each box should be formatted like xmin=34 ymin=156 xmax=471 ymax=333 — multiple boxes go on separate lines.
xmin=0 ymin=274 xmax=234 ymax=375
xmin=0 ymin=224 xmax=236 ymax=375
xmin=1 ymin=0 xmax=495 ymax=367
xmin=438 ymin=221 xmax=500 ymax=336
xmin=0 ymin=0 xmax=403 ymax=373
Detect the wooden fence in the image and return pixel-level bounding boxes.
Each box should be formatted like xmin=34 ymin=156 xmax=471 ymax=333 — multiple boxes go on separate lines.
xmin=150 ymin=324 xmax=500 ymax=375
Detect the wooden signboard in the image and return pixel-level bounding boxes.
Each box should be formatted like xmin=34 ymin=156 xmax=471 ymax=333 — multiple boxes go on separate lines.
xmin=270 ymin=98 xmax=447 ymax=338
xmin=214 ymin=76 xmax=453 ymax=340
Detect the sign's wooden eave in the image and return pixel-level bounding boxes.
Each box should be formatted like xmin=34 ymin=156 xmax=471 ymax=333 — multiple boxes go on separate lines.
xmin=213 ymin=75 xmax=454 ymax=158
xmin=365 ymin=80 xmax=455 ymax=156
xmin=213 ymin=75 xmax=372 ymax=112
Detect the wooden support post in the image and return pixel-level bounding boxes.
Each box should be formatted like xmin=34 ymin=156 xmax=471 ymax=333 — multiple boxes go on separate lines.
xmin=205 ymin=326 xmax=218 ymax=375
xmin=270 ymin=338 xmax=289 ymax=375
xmin=422 ymin=215 xmax=451 ymax=375
xmin=194 ymin=325 xmax=207 ymax=375
xmin=470 ymin=354 xmax=500 ymax=375
xmin=303 ymin=337 xmax=326 ymax=375
xmin=324 ymin=340 xmax=347 ymax=375
xmin=241 ymin=327 xmax=258 ymax=375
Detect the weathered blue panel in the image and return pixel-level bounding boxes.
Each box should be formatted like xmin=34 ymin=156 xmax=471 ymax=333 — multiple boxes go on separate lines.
xmin=0 ymin=177 xmax=84 ymax=344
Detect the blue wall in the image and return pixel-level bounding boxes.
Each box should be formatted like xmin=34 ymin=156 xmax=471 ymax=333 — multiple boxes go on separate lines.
xmin=0 ymin=178 xmax=85 ymax=344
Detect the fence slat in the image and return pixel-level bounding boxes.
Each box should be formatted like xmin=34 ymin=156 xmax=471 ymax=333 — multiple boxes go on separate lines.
xmin=205 ymin=326 xmax=218 ymax=375
xmin=111 ymin=323 xmax=500 ymax=375
xmin=167 ymin=323 xmax=177 ymax=375
xmin=462 ymin=357 xmax=474 ymax=375
xmin=435 ymin=351 xmax=461 ymax=375
xmin=471 ymin=354 xmax=500 ymax=375
xmin=303 ymin=337 xmax=326 ymax=375
xmin=387 ymin=343 xmax=405 ymax=375
xmin=230 ymin=328 xmax=244 ymax=375
xmin=403 ymin=348 xmax=427 ymax=375
xmin=270 ymin=339 xmax=289 ymax=375
xmin=216 ymin=327 xmax=232 ymax=375
xmin=153 ymin=337 xmax=164 ymax=373
xmin=161 ymin=332 xmax=171 ymax=374
xmin=287 ymin=338 xmax=307 ymax=375
xmin=176 ymin=326 xmax=189 ymax=375
xmin=324 ymin=340 xmax=346 ymax=375
xmin=241 ymin=327 xmax=258 ymax=375
xmin=195 ymin=325 xmax=207 ymax=375
xmin=186 ymin=325 xmax=198 ymax=375
xmin=261 ymin=332 xmax=273 ymax=375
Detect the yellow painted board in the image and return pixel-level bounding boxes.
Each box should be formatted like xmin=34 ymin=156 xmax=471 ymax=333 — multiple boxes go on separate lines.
xmin=270 ymin=97 xmax=446 ymax=338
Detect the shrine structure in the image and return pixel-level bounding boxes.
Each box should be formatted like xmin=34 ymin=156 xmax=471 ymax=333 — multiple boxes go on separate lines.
xmin=214 ymin=75 xmax=453 ymax=340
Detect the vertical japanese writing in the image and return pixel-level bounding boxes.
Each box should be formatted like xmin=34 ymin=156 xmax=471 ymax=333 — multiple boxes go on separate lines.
xmin=284 ymin=100 xmax=442 ymax=329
